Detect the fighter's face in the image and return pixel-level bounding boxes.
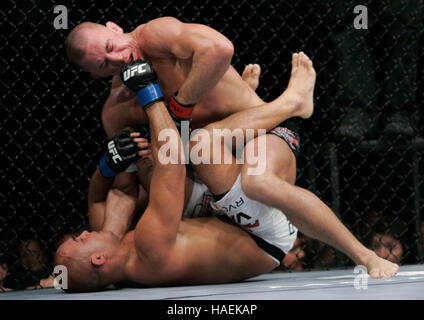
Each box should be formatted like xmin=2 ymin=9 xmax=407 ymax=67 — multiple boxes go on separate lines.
xmin=79 ymin=25 xmax=140 ymax=78
xmin=58 ymin=230 xmax=118 ymax=259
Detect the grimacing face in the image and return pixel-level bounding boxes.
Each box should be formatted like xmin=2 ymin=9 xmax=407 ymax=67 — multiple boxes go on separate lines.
xmin=78 ymin=23 xmax=141 ymax=78
xmin=57 ymin=230 xmax=119 ymax=261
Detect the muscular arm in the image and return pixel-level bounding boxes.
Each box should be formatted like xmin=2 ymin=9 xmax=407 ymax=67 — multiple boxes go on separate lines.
xmin=88 ymin=168 xmax=113 ymax=231
xmin=102 ymin=173 xmax=138 ymax=240
xmin=88 ymin=168 xmax=138 ymax=240
xmin=97 ymin=77 xmax=148 ymax=239
xmin=134 ymin=101 xmax=186 ymax=263
xmin=142 ymin=17 xmax=234 ymax=105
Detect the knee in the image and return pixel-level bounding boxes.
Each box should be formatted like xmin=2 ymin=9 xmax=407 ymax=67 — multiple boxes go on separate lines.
xmin=241 ymin=172 xmax=272 ymax=200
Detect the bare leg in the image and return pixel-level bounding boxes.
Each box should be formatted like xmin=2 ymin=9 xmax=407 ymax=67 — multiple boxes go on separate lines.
xmin=214 ymin=53 xmax=315 ymax=133
xmin=239 ymin=54 xmax=398 ymax=278
xmin=203 ymin=52 xmax=314 ymax=152
xmin=242 ymin=157 xmax=399 ymax=278
xmin=190 ymin=53 xmax=314 ymax=194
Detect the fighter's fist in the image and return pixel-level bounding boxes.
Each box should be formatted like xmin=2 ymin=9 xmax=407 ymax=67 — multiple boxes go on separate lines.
xmin=120 ymin=60 xmax=163 ymax=109
xmin=99 ymin=130 xmax=142 ymax=178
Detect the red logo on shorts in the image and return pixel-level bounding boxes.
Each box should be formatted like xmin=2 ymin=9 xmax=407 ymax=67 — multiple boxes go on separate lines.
xmin=242 ymin=220 xmax=260 ymax=229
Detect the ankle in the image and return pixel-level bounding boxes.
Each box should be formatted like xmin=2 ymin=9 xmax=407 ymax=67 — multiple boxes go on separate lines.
xmin=280 ymin=91 xmax=302 ymax=114
xmin=354 ymin=249 xmax=377 ymax=266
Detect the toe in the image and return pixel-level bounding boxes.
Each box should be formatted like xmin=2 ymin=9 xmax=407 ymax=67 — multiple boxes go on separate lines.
xmin=301 ymin=53 xmax=308 ymax=67
xmin=369 ymin=270 xmax=378 ymax=279
xmin=252 ymin=64 xmax=261 ymax=76
xmin=292 ymin=53 xmax=299 ymax=68
xmin=242 ymin=64 xmax=252 ymax=76
xmin=308 ymin=58 xmax=313 ymax=68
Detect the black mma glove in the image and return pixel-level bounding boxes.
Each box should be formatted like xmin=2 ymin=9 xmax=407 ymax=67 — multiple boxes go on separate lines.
xmin=120 ymin=60 xmax=164 ymax=109
xmin=132 ymin=123 xmax=150 ymax=142
xmin=98 ymin=130 xmax=140 ymax=178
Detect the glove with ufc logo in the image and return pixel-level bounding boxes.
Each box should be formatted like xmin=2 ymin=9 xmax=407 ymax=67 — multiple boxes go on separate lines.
xmin=98 ymin=131 xmax=140 ymax=178
xmin=120 ymin=60 xmax=164 ymax=110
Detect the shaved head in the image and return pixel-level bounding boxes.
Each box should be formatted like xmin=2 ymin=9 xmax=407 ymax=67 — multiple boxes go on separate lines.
xmin=53 ymin=231 xmax=121 ymax=292
xmin=55 ymin=245 xmax=103 ymax=292
xmin=65 ymin=22 xmax=103 ymax=67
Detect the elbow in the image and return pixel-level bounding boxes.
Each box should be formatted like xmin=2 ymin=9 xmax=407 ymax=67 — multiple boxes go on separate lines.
xmin=198 ymin=38 xmax=234 ymax=65
xmin=216 ymin=39 xmax=234 ymax=58
xmin=212 ymin=40 xmax=234 ymax=64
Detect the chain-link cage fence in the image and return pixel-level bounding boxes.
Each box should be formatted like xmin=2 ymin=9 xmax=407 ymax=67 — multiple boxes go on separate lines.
xmin=1 ymin=0 xmax=423 ymax=290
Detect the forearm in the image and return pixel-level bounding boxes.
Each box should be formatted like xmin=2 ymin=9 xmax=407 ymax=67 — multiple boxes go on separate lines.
xmin=88 ymin=168 xmax=113 ymax=230
xmin=146 ymin=102 xmax=186 ymax=169
xmin=177 ymin=44 xmax=233 ymax=105
xmin=88 ymin=168 xmax=138 ymax=238
xmin=102 ymin=186 xmax=137 ymax=240
xmin=88 ymin=168 xmax=113 ymax=204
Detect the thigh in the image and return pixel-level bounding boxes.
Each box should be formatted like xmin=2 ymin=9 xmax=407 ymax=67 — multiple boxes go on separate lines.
xmin=242 ymin=134 xmax=297 ymax=184
xmin=189 ymin=128 xmax=241 ymax=195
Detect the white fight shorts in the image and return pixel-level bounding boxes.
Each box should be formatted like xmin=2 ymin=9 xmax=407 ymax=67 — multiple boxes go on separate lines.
xmin=210 ymin=174 xmax=298 ymax=264
xmin=182 ymin=173 xmax=214 ymax=218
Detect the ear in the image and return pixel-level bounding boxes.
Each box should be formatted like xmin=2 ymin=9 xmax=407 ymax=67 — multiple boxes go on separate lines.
xmin=106 ymin=21 xmax=123 ymax=34
xmin=90 ymin=252 xmax=106 ymax=267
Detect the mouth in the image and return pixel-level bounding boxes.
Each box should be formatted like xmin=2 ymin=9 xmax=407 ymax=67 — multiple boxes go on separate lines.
xmin=125 ymin=53 xmax=134 ymax=64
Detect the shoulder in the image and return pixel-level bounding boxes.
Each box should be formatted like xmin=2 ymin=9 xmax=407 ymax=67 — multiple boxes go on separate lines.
xmin=141 ymin=17 xmax=182 ymax=37
xmin=145 ymin=16 xmax=182 ymax=30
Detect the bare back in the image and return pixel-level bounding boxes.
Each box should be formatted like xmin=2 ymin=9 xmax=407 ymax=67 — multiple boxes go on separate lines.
xmin=125 ymin=216 xmax=277 ymax=286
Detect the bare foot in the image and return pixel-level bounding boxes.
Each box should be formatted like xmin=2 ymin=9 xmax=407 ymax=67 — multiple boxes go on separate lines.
xmin=282 ymin=52 xmax=316 ymax=119
xmin=242 ymin=64 xmax=261 ymax=91
xmin=362 ymin=252 xmax=399 ymax=279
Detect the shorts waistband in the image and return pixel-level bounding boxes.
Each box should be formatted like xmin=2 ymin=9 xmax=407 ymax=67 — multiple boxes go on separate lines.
xmin=269 ymin=121 xmax=300 ymax=159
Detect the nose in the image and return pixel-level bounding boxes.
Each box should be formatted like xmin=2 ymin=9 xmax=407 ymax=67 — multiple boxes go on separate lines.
xmin=78 ymin=230 xmax=90 ymax=240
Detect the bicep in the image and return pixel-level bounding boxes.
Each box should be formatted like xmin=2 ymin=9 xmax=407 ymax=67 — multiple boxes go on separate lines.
xmin=142 ymin=166 xmax=185 ymax=230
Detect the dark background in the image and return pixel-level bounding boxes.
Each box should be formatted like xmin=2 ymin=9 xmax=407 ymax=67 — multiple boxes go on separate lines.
xmin=1 ymin=0 xmax=423 ymax=289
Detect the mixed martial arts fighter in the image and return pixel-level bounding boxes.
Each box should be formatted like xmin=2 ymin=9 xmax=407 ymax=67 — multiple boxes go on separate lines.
xmin=57 ymin=55 xmax=397 ymax=292
xmin=54 ymin=60 xmax=310 ymax=291
xmin=65 ymin=17 xmax=398 ymax=279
